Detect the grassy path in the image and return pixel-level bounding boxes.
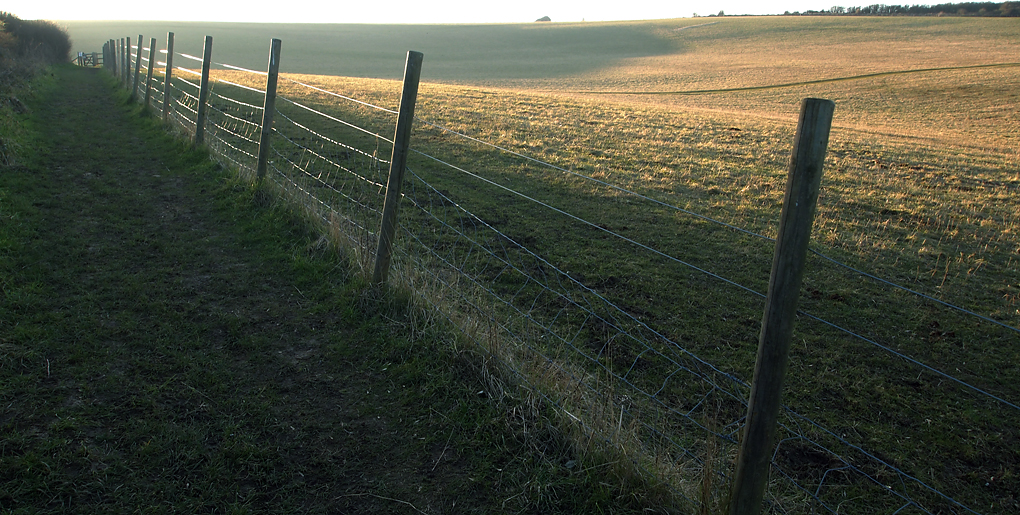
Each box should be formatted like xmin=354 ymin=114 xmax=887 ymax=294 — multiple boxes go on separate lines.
xmin=0 ymin=66 xmax=648 ymax=514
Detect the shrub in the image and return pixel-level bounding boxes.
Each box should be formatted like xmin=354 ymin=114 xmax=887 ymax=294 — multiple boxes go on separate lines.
xmin=0 ymin=12 xmax=70 ymax=165
xmin=0 ymin=12 xmax=71 ymax=65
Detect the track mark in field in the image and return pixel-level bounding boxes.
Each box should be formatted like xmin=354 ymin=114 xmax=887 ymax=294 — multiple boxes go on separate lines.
xmin=674 ymin=21 xmax=720 ymax=31
xmin=576 ymin=62 xmax=1020 ymax=96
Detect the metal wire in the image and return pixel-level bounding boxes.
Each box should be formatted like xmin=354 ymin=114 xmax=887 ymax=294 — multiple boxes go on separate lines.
xmin=278 ymin=96 xmax=394 ymax=144
xmin=214 ymin=61 xmax=267 ymax=76
xmin=215 ymin=77 xmax=266 ymax=96
xmin=282 ymin=76 xmax=398 ymax=114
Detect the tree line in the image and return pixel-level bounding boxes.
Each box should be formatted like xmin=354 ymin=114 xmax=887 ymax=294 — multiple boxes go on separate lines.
xmin=786 ymin=2 xmax=1018 ymax=15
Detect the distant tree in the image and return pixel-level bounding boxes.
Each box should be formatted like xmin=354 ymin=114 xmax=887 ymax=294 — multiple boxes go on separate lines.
xmin=535 ymin=16 xmax=551 ymax=22
xmin=718 ymin=10 xmax=725 ymax=16
xmin=830 ymin=5 xmax=847 ymax=13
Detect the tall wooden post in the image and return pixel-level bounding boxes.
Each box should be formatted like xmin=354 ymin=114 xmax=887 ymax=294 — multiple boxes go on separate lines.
xmin=729 ymin=98 xmax=835 ymax=515
xmin=372 ymin=51 xmax=424 ymax=285
xmin=144 ymin=37 xmax=157 ymax=108
xmin=194 ymin=36 xmax=213 ymax=145
xmin=162 ymin=32 xmax=175 ymax=122
xmin=122 ymin=38 xmax=129 ymax=86
xmin=256 ymin=38 xmax=282 ymax=182
xmin=132 ymin=34 xmax=144 ymax=99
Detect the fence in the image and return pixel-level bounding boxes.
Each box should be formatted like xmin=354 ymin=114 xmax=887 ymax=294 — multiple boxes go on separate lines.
xmin=74 ymin=51 xmax=101 ymax=67
xmin=100 ymin=31 xmax=1019 ymax=515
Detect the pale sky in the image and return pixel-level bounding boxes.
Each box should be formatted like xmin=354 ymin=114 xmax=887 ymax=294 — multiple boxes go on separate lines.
xmin=9 ymin=0 xmax=836 ymax=24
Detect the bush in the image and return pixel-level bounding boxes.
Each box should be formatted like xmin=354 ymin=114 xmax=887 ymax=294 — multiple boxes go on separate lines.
xmin=0 ymin=12 xmax=71 ymax=65
xmin=0 ymin=12 xmax=69 ymax=165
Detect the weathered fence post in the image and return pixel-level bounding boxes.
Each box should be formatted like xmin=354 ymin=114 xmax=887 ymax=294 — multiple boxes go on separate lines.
xmin=109 ymin=39 xmax=117 ymax=75
xmin=121 ymin=38 xmax=128 ymax=85
xmin=126 ymin=37 xmax=133 ymax=87
xmin=256 ymin=38 xmax=282 ymax=182
xmin=372 ymin=51 xmax=424 ymax=285
xmin=729 ymin=98 xmax=835 ymax=515
xmin=131 ymin=34 xmax=144 ymax=99
xmin=144 ymin=37 xmax=157 ymax=108
xmin=194 ymin=35 xmax=213 ymax=145
xmin=162 ymin=32 xmax=175 ymax=122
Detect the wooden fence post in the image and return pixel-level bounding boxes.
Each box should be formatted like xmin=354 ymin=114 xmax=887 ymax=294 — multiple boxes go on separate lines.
xmin=194 ymin=35 xmax=213 ymax=145
xmin=122 ymin=38 xmax=128 ymax=86
xmin=132 ymin=34 xmax=144 ymax=99
xmin=110 ymin=39 xmax=117 ymax=75
xmin=256 ymin=38 xmax=282 ymax=182
xmin=372 ymin=51 xmax=424 ymax=285
xmin=162 ymin=32 xmax=175 ymax=122
xmin=126 ymin=37 xmax=133 ymax=87
xmin=144 ymin=37 xmax=157 ymax=108
xmin=729 ymin=98 xmax=835 ymax=515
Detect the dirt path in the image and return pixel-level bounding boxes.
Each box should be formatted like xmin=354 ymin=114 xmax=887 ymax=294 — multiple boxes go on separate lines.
xmin=0 ymin=66 xmax=626 ymax=514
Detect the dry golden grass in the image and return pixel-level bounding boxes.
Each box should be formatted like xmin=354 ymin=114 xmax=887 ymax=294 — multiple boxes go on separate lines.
xmin=523 ymin=17 xmax=1020 ymax=92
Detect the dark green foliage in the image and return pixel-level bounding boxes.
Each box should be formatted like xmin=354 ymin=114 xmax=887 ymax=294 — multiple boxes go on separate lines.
xmin=793 ymin=2 xmax=1019 ymax=16
xmin=0 ymin=12 xmax=71 ymax=74
xmin=0 ymin=13 xmax=71 ymax=165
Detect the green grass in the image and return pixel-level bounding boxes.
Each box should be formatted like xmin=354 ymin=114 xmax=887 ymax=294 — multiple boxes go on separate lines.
xmin=0 ymin=65 xmax=671 ymax=514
